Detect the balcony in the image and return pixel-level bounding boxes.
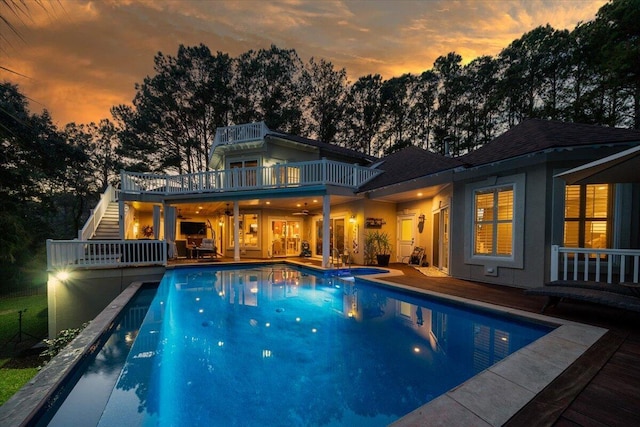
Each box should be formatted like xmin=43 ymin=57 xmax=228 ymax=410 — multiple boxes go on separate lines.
xmin=212 ymin=122 xmax=269 ymax=147
xmin=120 ymin=159 xmax=381 ymax=196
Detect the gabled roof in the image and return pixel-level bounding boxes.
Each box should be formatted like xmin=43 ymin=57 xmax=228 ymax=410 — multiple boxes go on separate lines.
xmin=358 ymin=145 xmax=466 ymax=192
xmin=460 ymin=119 xmax=640 ymax=167
xmin=267 ymin=130 xmax=378 ymax=164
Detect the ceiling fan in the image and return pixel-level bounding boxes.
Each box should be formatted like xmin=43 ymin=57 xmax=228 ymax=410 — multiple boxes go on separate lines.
xmin=177 ymin=209 xmax=192 ymax=220
xmin=292 ymin=203 xmax=318 ymax=216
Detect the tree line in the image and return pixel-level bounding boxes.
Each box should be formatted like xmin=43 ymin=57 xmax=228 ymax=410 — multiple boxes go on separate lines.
xmin=0 ymin=0 xmax=637 ymax=292
xmin=113 ymin=0 xmax=639 ymax=173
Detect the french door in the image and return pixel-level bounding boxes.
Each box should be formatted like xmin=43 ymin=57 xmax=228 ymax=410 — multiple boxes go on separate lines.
xmin=270 ymin=219 xmax=302 ymax=257
xmin=315 ymin=218 xmax=345 ymax=256
xmin=433 ymin=207 xmax=449 ymax=273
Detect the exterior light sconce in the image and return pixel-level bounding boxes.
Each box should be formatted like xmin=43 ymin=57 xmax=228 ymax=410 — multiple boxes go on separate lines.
xmin=349 ymin=215 xmax=356 ymax=223
xmin=417 ymin=214 xmax=426 ymax=234
xmin=56 ymin=270 xmax=70 ymax=282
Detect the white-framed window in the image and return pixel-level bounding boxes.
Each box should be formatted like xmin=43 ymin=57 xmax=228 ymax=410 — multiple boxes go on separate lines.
xmin=474 ymin=186 xmax=514 ymax=256
xmin=464 ymin=174 xmax=525 ymax=268
xmin=228 ymin=159 xmax=259 ymax=187
xmin=564 ymin=184 xmax=612 ymax=249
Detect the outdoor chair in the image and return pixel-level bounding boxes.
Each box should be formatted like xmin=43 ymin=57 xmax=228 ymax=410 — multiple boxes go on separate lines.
xmin=198 ymin=238 xmax=217 ymax=258
xmin=175 ymin=240 xmax=187 ymax=259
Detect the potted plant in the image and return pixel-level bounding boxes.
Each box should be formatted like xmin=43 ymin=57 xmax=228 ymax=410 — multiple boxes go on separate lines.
xmin=141 ymin=225 xmax=154 ymax=238
xmin=364 ymin=232 xmax=377 ymax=265
xmin=365 ymin=231 xmax=392 ymax=266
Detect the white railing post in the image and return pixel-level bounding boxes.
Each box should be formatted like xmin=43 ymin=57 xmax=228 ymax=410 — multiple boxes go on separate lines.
xmin=46 ymin=239 xmax=53 ymax=271
xmin=322 ymin=158 xmax=327 ymax=183
xmin=550 ymin=245 xmax=559 ymax=282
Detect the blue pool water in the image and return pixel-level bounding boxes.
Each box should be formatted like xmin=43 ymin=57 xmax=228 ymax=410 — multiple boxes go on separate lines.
xmin=43 ymin=264 xmax=552 ymax=426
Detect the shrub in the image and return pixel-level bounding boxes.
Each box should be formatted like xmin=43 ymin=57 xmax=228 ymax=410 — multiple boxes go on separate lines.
xmin=39 ymin=323 xmax=88 ymax=363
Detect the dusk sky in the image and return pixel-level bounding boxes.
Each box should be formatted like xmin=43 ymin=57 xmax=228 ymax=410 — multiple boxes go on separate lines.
xmin=1 ymin=0 xmax=607 ymax=127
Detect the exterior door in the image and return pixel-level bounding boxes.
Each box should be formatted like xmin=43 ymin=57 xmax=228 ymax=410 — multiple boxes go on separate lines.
xmin=397 ymin=214 xmax=415 ymax=262
xmin=433 ymin=207 xmax=450 ymax=273
xmin=441 ymin=207 xmax=450 ymax=273
xmin=271 ymin=219 xmax=302 ymax=257
xmin=315 ymin=218 xmax=345 ymax=257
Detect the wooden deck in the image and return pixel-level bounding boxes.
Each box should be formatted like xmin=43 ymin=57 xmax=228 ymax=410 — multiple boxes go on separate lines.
xmin=382 ymin=263 xmax=640 ymax=427
xmin=169 ymin=258 xmax=640 ymax=425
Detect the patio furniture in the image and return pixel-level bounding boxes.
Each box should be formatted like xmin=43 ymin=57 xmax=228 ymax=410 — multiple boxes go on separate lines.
xmin=525 ymin=280 xmax=640 ymax=313
xmin=175 ymin=240 xmax=187 ymax=259
xmin=406 ymin=246 xmax=427 ymax=267
xmin=195 ymin=238 xmax=217 ymax=258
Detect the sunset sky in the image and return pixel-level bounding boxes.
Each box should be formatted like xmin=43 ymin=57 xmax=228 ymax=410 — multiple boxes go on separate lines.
xmin=1 ymin=0 xmax=607 ymax=126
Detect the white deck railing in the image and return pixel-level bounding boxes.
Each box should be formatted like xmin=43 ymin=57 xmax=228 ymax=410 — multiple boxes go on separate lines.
xmin=550 ymin=245 xmax=640 ymax=284
xmin=213 ymin=122 xmax=268 ymax=146
xmin=46 ymin=239 xmax=167 ymax=271
xmin=78 ymin=185 xmax=117 ymax=240
xmin=120 ymin=159 xmax=381 ymax=195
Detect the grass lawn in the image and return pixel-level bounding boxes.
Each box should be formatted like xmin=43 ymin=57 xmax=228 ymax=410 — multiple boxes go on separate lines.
xmin=0 ymin=368 xmax=40 ymax=404
xmin=0 ymin=293 xmax=48 ymax=406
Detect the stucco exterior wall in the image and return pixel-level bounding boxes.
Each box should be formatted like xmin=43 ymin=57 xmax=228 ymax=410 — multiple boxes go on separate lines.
xmin=47 ymin=266 xmax=165 ymax=337
xmin=450 ymin=162 xmax=549 ymax=289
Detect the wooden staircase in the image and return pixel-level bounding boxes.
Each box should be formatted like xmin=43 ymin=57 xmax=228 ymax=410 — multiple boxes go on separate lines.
xmin=91 ymin=202 xmax=120 ymax=239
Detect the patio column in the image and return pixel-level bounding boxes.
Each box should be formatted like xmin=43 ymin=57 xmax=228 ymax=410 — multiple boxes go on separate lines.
xmin=322 ymin=195 xmax=331 ymax=268
xmin=233 ymin=202 xmax=240 ymax=261
xmin=152 ymin=205 xmax=161 ymax=240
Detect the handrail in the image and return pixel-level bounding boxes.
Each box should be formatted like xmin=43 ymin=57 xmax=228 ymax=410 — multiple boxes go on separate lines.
xmin=120 ymin=159 xmax=381 ymax=195
xmin=213 ymin=122 xmax=268 ymax=146
xmin=78 ymin=185 xmax=117 ymax=240
xmin=550 ymin=245 xmax=640 ymax=284
xmin=46 ymin=239 xmax=167 ymax=271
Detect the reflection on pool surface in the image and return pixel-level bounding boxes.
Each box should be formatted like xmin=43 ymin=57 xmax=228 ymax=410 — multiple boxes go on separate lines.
xmin=71 ymin=265 xmax=553 ymax=426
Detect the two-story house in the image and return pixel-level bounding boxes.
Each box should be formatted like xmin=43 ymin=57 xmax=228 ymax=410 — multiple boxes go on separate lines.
xmin=46 ymin=119 xmax=640 ymax=335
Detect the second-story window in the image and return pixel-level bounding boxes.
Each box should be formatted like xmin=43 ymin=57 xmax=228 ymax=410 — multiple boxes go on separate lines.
xmin=229 ymin=160 xmax=258 ymax=187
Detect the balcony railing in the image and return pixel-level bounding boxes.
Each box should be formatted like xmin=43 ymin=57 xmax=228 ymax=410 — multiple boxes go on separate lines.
xmin=120 ymin=159 xmax=381 ymax=195
xmin=550 ymin=245 xmax=640 ymax=284
xmin=47 ymin=239 xmax=167 ymax=271
xmin=213 ymin=122 xmax=268 ymax=147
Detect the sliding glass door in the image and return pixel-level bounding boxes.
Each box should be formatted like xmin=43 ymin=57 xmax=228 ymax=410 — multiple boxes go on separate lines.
xmin=271 ymin=219 xmax=302 ymax=257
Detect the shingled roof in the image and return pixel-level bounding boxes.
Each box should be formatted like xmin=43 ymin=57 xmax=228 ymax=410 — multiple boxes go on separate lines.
xmin=267 ymin=131 xmax=378 ymax=165
xmin=358 ymin=145 xmax=466 ymax=192
xmin=460 ymin=119 xmax=640 ymax=167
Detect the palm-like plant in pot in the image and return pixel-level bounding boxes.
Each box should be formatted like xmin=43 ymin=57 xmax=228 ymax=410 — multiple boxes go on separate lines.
xmin=365 ymin=231 xmax=392 ymax=266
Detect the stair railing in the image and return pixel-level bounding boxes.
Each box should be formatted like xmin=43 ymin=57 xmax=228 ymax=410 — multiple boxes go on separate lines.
xmin=79 ymin=185 xmax=117 ymax=240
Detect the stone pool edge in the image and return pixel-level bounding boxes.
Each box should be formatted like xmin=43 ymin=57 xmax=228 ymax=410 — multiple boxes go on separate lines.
xmin=366 ymin=277 xmax=607 ymax=427
xmin=0 ymin=281 xmax=145 ymax=427
xmin=0 ymin=262 xmax=607 ymax=427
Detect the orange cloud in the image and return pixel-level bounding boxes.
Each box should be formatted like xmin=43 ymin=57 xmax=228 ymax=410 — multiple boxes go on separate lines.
xmin=1 ymin=0 xmax=608 ymax=126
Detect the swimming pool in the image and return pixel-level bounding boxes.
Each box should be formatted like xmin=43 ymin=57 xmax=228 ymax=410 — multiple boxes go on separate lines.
xmin=35 ymin=264 xmax=551 ymax=426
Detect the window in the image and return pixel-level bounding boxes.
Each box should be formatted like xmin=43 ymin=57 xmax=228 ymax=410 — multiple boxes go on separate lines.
xmin=228 ymin=213 xmax=259 ymax=248
xmin=229 ymin=159 xmax=258 ymax=187
xmin=474 ymin=186 xmax=514 ymax=256
xmin=564 ymin=184 xmax=611 ymax=249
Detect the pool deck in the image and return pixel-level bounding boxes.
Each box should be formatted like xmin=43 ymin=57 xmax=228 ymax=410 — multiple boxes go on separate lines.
xmin=2 ymin=259 xmax=639 ymax=426
xmin=381 ymin=263 xmax=640 ymax=426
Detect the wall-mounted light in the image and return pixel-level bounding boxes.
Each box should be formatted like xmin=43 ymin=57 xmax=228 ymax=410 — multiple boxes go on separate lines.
xmin=349 ymin=215 xmax=356 ymax=223
xmin=418 ymin=214 xmax=426 ymax=223
xmin=56 ymin=270 xmax=70 ymax=282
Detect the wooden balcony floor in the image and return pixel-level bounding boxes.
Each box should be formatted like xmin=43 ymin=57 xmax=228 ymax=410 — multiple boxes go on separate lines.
xmin=168 ymin=258 xmax=640 ymax=426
